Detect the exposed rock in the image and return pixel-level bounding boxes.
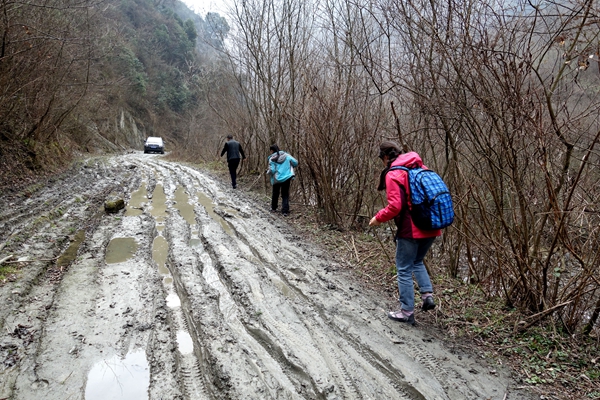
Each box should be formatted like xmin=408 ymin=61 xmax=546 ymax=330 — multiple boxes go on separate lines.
xmin=104 ymin=196 xmax=125 ymax=213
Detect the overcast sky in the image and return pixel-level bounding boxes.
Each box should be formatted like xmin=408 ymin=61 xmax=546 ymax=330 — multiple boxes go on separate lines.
xmin=181 ymin=0 xmax=231 ymax=16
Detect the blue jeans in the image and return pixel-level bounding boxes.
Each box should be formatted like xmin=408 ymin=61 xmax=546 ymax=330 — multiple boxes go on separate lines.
xmin=395 ymin=237 xmax=436 ymax=312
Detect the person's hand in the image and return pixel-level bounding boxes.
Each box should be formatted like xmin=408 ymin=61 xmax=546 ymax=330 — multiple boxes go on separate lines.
xmin=369 ymin=216 xmax=381 ymax=226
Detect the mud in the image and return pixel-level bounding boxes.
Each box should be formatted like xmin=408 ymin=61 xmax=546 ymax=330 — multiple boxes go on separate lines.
xmin=0 ymin=154 xmax=535 ymax=399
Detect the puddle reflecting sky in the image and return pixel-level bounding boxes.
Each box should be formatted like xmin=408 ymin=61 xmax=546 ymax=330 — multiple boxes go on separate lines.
xmin=85 ymin=350 xmax=149 ymax=400
xmin=177 ymin=331 xmax=194 ymax=355
xmin=166 ymin=292 xmax=181 ymax=308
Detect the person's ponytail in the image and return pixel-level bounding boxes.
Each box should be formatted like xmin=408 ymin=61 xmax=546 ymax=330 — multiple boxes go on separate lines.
xmin=377 ymin=141 xmax=403 ymax=191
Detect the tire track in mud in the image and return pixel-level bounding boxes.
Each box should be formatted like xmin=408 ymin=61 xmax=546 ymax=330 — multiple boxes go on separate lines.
xmin=0 ymin=159 xmax=127 ymax=335
xmin=0 ymin=159 xmax=122 ymax=243
xmin=225 ymin=227 xmax=416 ymax=399
xmin=155 ymin=159 xmax=342 ymax=393
xmin=152 ymin=158 xmax=515 ymax=400
xmin=140 ymin=164 xmax=212 ymax=400
xmin=146 ymin=159 xmax=436 ymax=399
xmin=215 ymin=235 xmax=416 ymax=399
xmin=0 ymin=156 xmax=180 ymax=400
xmin=158 ymin=160 xmax=422 ymax=399
xmin=148 ymin=160 xmax=308 ymax=398
xmin=0 ymin=154 xmax=532 ymax=400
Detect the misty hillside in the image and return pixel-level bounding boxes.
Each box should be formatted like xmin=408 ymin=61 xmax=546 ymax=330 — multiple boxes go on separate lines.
xmin=0 ymin=0 xmax=231 ymax=187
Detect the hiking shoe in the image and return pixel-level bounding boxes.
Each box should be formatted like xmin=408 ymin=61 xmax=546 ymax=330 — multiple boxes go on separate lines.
xmin=387 ymin=310 xmax=415 ymax=325
xmin=422 ymin=296 xmax=436 ymax=311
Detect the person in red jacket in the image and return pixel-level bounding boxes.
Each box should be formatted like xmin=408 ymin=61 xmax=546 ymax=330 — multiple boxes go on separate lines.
xmin=369 ymin=141 xmax=441 ymax=325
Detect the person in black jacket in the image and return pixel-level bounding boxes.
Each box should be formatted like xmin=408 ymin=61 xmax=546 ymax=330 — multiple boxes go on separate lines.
xmin=220 ymin=135 xmax=246 ymax=189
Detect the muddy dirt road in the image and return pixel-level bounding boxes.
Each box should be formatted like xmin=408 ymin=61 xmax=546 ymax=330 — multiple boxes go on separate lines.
xmin=0 ymin=153 xmax=532 ymax=399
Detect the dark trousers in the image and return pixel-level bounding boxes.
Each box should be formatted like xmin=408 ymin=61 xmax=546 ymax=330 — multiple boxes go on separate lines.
xmin=228 ymin=158 xmax=240 ymax=188
xmin=271 ymin=179 xmax=291 ymax=213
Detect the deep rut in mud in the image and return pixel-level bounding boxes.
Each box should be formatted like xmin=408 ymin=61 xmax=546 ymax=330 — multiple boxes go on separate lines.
xmin=0 ymin=154 xmax=533 ymax=399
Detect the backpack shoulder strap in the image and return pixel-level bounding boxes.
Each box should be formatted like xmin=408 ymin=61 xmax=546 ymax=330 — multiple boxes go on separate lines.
xmin=387 ymin=166 xmax=412 ymax=209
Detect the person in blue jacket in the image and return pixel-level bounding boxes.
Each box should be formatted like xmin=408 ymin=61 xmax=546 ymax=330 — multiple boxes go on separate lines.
xmin=267 ymin=144 xmax=298 ymax=216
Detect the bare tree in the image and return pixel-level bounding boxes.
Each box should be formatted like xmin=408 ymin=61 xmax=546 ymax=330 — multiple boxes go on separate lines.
xmin=225 ymin=0 xmax=600 ymax=334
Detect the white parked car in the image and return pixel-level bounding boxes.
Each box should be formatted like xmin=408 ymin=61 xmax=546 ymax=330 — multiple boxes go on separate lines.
xmin=144 ymin=137 xmax=165 ymax=154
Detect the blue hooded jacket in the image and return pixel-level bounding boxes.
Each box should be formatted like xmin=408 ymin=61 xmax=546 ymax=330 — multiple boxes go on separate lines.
xmin=268 ymin=151 xmax=298 ymax=185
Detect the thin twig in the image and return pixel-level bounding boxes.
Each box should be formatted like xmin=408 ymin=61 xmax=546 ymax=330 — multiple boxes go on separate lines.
xmin=246 ymin=172 xmax=264 ymax=190
xmin=515 ymin=300 xmax=573 ymax=332
xmin=351 ymin=235 xmax=360 ymax=261
xmin=0 ymin=255 xmax=15 ymax=266
xmin=2 ymin=256 xmax=60 ymax=264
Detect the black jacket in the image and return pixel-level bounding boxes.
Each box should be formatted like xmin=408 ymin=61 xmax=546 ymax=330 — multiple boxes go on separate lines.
xmin=221 ymin=140 xmax=246 ymax=161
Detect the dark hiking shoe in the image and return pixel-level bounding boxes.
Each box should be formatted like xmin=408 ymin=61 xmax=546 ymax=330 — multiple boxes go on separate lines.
xmin=421 ymin=296 xmax=436 ymax=311
xmin=387 ymin=310 xmax=415 ymax=325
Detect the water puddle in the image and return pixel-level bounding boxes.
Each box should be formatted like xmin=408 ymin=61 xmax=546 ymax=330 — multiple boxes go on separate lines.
xmin=105 ymin=238 xmax=137 ymax=264
xmin=176 ymin=331 xmax=194 ymax=355
xmin=197 ymin=192 xmax=233 ymax=235
xmin=150 ymin=184 xmax=167 ymax=223
xmin=152 ymin=236 xmax=169 ymax=276
xmin=125 ymin=183 xmax=147 ymax=216
xmin=174 ymin=186 xmax=196 ymax=225
xmin=56 ymin=230 xmax=86 ymax=267
xmin=166 ymin=292 xmax=181 ymax=308
xmin=190 ymin=230 xmax=201 ymax=248
xmin=85 ymin=350 xmax=149 ymax=400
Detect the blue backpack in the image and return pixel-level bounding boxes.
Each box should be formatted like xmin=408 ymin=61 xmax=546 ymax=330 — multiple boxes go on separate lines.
xmin=389 ymin=166 xmax=454 ymax=230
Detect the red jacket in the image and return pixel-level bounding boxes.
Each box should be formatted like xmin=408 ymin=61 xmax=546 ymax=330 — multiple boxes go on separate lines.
xmin=375 ymin=152 xmax=442 ymax=239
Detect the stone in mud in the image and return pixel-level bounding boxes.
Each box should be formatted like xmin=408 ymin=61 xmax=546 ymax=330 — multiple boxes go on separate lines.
xmin=104 ymin=196 xmax=125 ymax=213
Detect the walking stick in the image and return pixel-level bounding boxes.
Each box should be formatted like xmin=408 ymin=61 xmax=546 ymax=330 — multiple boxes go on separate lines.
xmin=246 ymin=172 xmax=265 ymax=190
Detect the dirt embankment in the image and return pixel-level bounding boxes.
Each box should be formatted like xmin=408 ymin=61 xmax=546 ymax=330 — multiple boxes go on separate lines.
xmin=0 ymin=154 xmax=535 ymax=399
